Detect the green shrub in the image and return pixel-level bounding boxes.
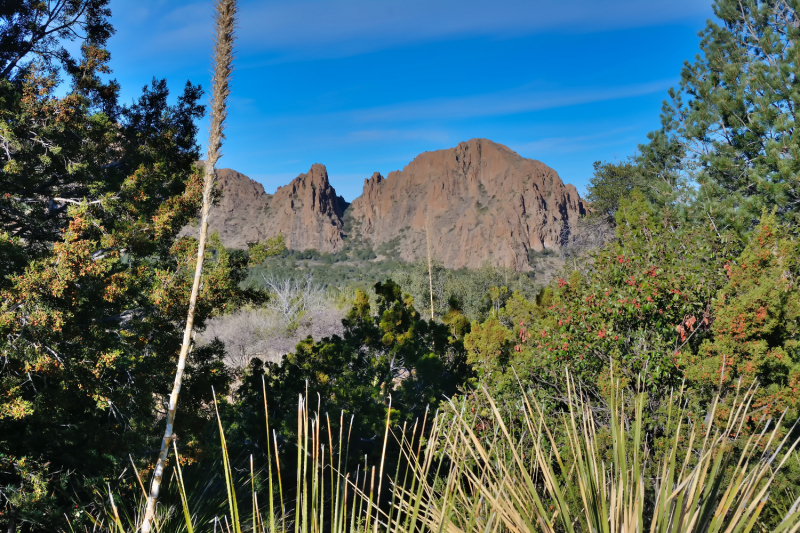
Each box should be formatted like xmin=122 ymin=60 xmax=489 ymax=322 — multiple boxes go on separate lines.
xmin=228 ymin=280 xmax=471 ymax=468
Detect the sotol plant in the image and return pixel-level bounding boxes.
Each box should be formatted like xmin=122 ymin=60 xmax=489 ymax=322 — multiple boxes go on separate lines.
xmin=90 ymin=371 xmax=800 ymax=533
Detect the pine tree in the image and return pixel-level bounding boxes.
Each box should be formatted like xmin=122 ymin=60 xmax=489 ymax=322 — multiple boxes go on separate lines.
xmin=655 ymin=0 xmax=800 ymax=229
xmin=586 ymin=159 xmax=642 ymax=221
xmin=0 ymin=1 xmax=114 ymax=81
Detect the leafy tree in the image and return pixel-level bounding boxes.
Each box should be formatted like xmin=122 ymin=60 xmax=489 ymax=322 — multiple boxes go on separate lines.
xmin=634 ymin=129 xmax=686 ymax=204
xmin=391 ymin=259 xmax=449 ymax=318
xmin=0 ymin=0 xmax=114 ymax=81
xmin=247 ymin=233 xmax=286 ymax=265
xmin=393 ymin=262 xmax=536 ymax=322
xmin=586 ymin=159 xmax=642 ymax=220
xmin=0 ymin=6 xmax=258 ymax=530
xmin=683 ymin=211 xmax=800 ymax=427
xmin=441 ymin=297 xmax=471 ymax=341
xmin=463 ymin=317 xmax=512 ymax=380
xmin=474 ymin=192 xmax=739 ymax=408
xmin=464 ymin=200 xmax=800 ymax=528
xmin=460 ymin=2 xmax=800 ymax=524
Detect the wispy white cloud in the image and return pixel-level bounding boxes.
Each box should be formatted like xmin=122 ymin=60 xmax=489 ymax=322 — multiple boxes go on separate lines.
xmin=343 ymin=129 xmax=451 ymax=143
xmin=239 ymin=0 xmax=710 ymax=52
xmin=511 ymin=126 xmax=642 ymax=156
xmin=212 ymin=79 xmax=673 ymax=141
xmin=333 ymin=79 xmax=675 ymax=123
xmin=112 ymin=0 xmax=712 ymax=62
xmin=111 ymin=2 xmax=212 ymax=58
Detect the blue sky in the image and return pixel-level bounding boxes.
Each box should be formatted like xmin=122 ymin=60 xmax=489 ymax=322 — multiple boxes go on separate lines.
xmin=107 ymin=0 xmax=713 ymax=201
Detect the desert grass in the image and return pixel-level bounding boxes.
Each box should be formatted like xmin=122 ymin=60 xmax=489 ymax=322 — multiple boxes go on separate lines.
xmin=84 ymin=372 xmax=800 ymax=533
xmin=400 ymin=376 xmax=800 ymax=533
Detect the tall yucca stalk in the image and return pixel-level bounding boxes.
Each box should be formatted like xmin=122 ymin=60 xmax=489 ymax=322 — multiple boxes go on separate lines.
xmin=425 ymin=211 xmax=434 ymax=320
xmin=140 ymin=0 xmax=236 ymax=530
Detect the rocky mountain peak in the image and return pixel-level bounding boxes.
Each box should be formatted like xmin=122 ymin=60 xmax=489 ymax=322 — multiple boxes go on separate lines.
xmin=183 ymin=163 xmax=348 ymax=253
xmin=348 ymin=138 xmax=586 ymax=270
xmin=269 ymin=164 xmax=348 ymax=252
xmin=190 ymin=139 xmax=586 ymax=271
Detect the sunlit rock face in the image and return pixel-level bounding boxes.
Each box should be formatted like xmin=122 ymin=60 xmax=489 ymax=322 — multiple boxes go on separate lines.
xmin=193 ymin=139 xmax=586 ymax=271
xmin=348 ymin=138 xmax=586 ymax=270
xmin=185 ymin=164 xmax=348 ymax=253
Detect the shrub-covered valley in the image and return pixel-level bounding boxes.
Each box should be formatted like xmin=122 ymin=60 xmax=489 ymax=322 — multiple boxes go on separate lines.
xmin=1 ymin=1 xmax=800 ymax=532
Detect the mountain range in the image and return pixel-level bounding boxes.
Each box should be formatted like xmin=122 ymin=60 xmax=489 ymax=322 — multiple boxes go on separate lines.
xmin=191 ymin=138 xmax=587 ymax=271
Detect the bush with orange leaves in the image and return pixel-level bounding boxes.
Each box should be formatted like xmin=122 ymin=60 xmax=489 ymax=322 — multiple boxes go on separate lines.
xmin=683 ymin=210 xmax=800 ymax=429
xmin=0 ymin=52 xmax=255 ymax=530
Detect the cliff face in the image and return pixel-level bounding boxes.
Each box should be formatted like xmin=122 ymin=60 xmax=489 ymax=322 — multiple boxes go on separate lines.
xmin=185 ymin=164 xmax=348 ymax=253
xmin=195 ymin=139 xmax=586 ymax=271
xmin=182 ymin=167 xmax=271 ymax=248
xmin=347 ymin=139 xmax=586 ymax=270
xmin=264 ymin=164 xmax=348 ymax=253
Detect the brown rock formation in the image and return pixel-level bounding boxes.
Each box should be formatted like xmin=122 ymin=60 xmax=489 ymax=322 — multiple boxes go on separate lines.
xmin=181 ymin=167 xmax=271 ymax=248
xmin=347 ymin=139 xmax=586 ymax=270
xmin=264 ymin=163 xmax=348 ymax=252
xmin=192 ymin=139 xmax=586 ymax=271
xmin=184 ymin=164 xmax=347 ymax=253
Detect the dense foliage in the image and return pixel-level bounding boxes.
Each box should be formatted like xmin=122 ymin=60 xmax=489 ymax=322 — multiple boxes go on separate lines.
xmin=585 ymin=159 xmax=641 ymax=220
xmin=229 ymin=280 xmax=471 ymax=467
xmin=0 ymin=2 xmax=261 ymax=528
xmin=662 ymin=0 xmax=800 ymax=229
xmin=457 ymin=0 xmax=800 ymax=523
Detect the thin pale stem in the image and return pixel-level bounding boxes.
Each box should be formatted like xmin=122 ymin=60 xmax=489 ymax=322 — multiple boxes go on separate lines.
xmin=141 ymin=0 xmax=236 ymax=530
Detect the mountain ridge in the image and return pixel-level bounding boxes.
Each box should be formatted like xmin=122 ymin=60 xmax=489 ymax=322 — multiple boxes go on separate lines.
xmin=188 ymin=138 xmax=587 ymax=271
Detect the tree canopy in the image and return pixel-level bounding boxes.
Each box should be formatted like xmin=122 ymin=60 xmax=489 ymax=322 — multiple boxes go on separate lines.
xmin=0 ymin=3 xmax=253 ymax=528
xmin=661 ymin=0 xmax=800 ymax=228
xmin=0 ymin=0 xmax=113 ymax=81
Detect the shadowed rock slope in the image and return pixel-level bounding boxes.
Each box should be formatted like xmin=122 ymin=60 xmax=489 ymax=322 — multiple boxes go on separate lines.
xmin=197 ymin=139 xmax=586 ymax=271
xmin=183 ymin=164 xmax=348 ymax=253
